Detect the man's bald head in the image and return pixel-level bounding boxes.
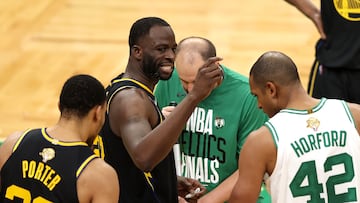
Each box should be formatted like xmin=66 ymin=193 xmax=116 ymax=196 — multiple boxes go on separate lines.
xmin=250 ymin=51 xmax=300 ymax=89
xmin=174 ymin=37 xmax=218 ymax=93
xmin=176 ymin=37 xmax=216 ymax=61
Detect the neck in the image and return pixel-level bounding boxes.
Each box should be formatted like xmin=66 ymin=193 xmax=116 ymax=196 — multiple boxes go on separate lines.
xmin=124 ymin=66 xmax=157 ymax=91
xmin=47 ymin=118 xmax=88 ymax=143
xmin=285 ymin=86 xmax=320 ymax=110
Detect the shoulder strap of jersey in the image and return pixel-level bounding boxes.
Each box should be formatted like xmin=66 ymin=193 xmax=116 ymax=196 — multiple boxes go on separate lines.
xmin=76 ymin=154 xmax=99 ymax=178
xmin=12 ymin=128 xmax=38 ymax=152
xmin=106 ymin=76 xmax=163 ymax=124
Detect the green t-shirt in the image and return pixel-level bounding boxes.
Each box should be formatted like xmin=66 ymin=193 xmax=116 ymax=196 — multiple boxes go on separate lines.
xmin=155 ymin=66 xmax=270 ymax=202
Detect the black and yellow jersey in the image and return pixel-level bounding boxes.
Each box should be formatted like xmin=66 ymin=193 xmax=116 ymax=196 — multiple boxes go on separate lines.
xmin=98 ymin=74 xmax=178 ymax=203
xmin=317 ymin=0 xmax=360 ymax=68
xmin=0 ymin=128 xmax=98 ymax=203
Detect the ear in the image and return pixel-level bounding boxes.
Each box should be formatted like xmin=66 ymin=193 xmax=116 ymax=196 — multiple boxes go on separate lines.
xmin=93 ymin=104 xmax=105 ymax=122
xmin=131 ymin=45 xmax=142 ymax=59
xmin=265 ymin=81 xmax=277 ymax=98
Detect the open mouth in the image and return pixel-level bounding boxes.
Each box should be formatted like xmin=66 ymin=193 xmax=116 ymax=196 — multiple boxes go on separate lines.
xmin=160 ymin=65 xmax=174 ymax=74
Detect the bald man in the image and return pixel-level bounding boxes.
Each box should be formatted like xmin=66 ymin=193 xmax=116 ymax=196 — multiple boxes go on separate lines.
xmin=229 ymin=51 xmax=360 ymax=202
xmin=155 ymin=37 xmax=270 ymax=202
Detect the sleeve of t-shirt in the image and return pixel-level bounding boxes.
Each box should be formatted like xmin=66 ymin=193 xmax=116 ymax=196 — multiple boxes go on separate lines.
xmin=154 ymin=80 xmax=171 ymax=110
xmin=236 ymin=93 xmax=269 ymax=158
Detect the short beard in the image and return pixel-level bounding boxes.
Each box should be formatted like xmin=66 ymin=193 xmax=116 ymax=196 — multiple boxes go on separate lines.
xmin=142 ymin=54 xmax=160 ymax=80
xmin=159 ymin=70 xmax=173 ymax=81
xmin=152 ymin=72 xmax=160 ymax=80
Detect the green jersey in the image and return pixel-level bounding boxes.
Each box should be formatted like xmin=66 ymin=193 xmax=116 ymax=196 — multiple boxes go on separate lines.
xmin=155 ymin=66 xmax=270 ymax=201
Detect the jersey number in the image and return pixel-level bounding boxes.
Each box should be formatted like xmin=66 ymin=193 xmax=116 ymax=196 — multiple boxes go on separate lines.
xmin=5 ymin=185 xmax=52 ymax=203
xmin=290 ymin=153 xmax=357 ymax=203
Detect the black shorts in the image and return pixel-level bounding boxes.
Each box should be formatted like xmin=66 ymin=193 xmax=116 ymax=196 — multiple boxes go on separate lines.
xmin=308 ymin=60 xmax=360 ymax=104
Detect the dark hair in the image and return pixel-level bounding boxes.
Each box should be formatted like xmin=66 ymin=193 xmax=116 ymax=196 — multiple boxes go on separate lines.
xmin=59 ymin=74 xmax=106 ymax=118
xmin=128 ymin=17 xmax=170 ymax=51
xmin=177 ymin=36 xmax=217 ymax=59
xmin=250 ymin=51 xmax=300 ymax=88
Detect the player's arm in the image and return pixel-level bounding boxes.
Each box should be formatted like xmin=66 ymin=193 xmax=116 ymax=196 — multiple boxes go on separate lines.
xmin=109 ymin=57 xmax=223 ymax=172
xmin=284 ymin=0 xmax=325 ymax=39
xmin=77 ymin=158 xmax=119 ymax=203
xmin=198 ymin=170 xmax=238 ymax=202
xmin=0 ymin=131 xmax=23 ymax=170
xmin=229 ymin=127 xmax=276 ymax=203
xmin=0 ymin=131 xmax=24 ymax=188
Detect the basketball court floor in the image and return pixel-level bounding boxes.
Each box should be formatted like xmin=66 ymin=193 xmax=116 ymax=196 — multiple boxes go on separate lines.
xmin=0 ymin=0 xmax=319 ymax=141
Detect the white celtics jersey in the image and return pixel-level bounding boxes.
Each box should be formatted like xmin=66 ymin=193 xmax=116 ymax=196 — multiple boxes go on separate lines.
xmin=267 ymin=98 xmax=360 ymax=203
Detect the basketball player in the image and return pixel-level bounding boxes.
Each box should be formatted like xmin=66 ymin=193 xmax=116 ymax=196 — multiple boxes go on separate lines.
xmin=284 ymin=0 xmax=360 ymax=103
xmin=229 ymin=51 xmax=360 ymax=202
xmin=155 ymin=36 xmax=270 ymax=202
xmin=0 ymin=74 xmax=119 ymax=203
xmin=97 ymin=17 xmax=223 ymax=202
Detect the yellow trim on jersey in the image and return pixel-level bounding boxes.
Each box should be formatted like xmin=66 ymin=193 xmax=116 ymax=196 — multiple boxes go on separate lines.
xmin=41 ymin=128 xmax=88 ymax=147
xmin=12 ymin=128 xmax=32 ymax=152
xmin=106 ymin=86 xmax=129 ymax=113
xmin=111 ymin=78 xmax=154 ymax=95
xmin=106 ymin=78 xmax=155 ymax=113
xmin=144 ymin=172 xmax=155 ymax=191
xmin=308 ymin=60 xmax=319 ymax=97
xmin=76 ymin=154 xmax=98 ymax=177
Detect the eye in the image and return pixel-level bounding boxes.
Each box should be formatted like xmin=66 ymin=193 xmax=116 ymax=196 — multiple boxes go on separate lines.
xmin=157 ymin=47 xmax=167 ymax=52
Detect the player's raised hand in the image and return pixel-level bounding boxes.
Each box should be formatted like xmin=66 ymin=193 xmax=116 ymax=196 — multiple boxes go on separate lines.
xmin=190 ymin=56 xmax=224 ymax=101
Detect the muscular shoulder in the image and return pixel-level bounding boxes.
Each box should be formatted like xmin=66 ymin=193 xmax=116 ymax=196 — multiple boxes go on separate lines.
xmin=77 ymin=158 xmax=119 ymax=202
xmin=107 ymin=86 xmax=159 ymax=141
xmin=0 ymin=131 xmax=24 ymax=170
xmin=109 ymin=87 xmax=154 ymax=119
xmin=246 ymin=126 xmax=274 ymax=150
xmin=78 ymin=158 xmax=118 ymax=183
xmin=244 ymin=126 xmax=277 ymax=174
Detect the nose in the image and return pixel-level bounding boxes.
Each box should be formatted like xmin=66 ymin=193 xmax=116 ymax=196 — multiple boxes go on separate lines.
xmin=166 ymin=48 xmax=175 ymax=61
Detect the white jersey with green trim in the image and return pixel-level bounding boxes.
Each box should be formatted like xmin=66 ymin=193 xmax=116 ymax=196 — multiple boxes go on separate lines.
xmin=267 ymin=98 xmax=360 ymax=203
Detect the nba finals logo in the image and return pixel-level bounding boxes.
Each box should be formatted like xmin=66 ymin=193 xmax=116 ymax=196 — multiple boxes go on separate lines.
xmin=306 ymin=117 xmax=320 ymax=131
xmin=39 ymin=148 xmax=55 ymax=163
